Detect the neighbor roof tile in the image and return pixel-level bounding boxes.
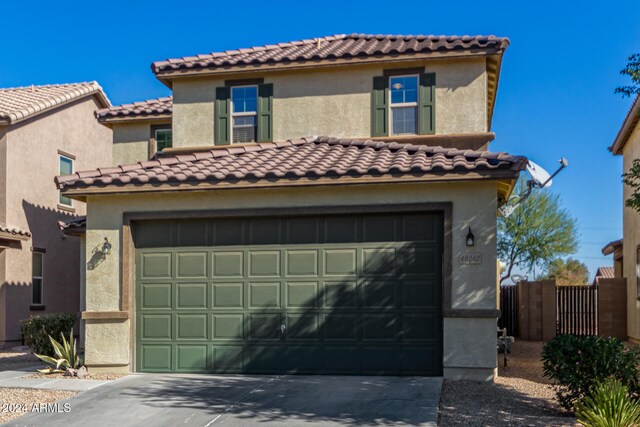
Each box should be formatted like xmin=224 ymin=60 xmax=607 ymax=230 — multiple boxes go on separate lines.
xmin=95 ymin=96 xmax=172 ymax=123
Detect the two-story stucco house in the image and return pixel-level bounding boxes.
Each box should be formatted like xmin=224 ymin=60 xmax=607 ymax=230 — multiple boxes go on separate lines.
xmin=56 ymin=34 xmax=527 ymax=381
xmin=609 ymin=94 xmax=640 ymax=343
xmin=0 ymin=82 xmax=112 ymax=347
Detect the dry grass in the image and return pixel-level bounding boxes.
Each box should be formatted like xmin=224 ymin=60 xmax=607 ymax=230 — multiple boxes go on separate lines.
xmin=0 ymin=388 xmax=76 ymax=424
xmin=438 ymin=341 xmax=578 ymax=427
xmin=0 ymin=350 xmax=38 ymax=371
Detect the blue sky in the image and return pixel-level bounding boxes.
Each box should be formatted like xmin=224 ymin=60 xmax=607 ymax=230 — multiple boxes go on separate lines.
xmin=2 ymin=0 xmax=639 ymax=279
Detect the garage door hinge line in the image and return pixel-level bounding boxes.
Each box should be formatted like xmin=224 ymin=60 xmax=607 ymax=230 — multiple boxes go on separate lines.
xmin=202 ymin=376 xmax=280 ymax=426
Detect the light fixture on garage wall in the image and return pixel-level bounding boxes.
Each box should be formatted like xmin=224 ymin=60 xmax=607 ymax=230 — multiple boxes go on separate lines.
xmin=465 ymin=227 xmax=475 ymax=247
xmin=101 ymin=238 xmax=112 ymax=255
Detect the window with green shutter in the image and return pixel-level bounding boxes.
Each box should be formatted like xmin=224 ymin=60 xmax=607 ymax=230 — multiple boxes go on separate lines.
xmin=215 ymin=83 xmax=273 ymax=145
xmin=371 ymin=72 xmax=435 ymax=137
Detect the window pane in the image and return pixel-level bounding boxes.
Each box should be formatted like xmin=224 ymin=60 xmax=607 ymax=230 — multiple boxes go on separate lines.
xmin=233 ymin=116 xmax=256 ymax=143
xmin=32 ymin=278 xmax=42 ymax=305
xmin=60 ymin=193 xmax=72 ymax=206
xmin=390 ymin=76 xmax=418 ymax=104
xmin=32 ymin=253 xmax=42 ymax=277
xmin=391 ymin=106 xmax=417 ymax=135
xmin=232 ymin=86 xmax=258 ymax=113
xmin=155 ymin=129 xmax=173 ymax=151
xmin=59 ymin=156 xmax=73 ymax=176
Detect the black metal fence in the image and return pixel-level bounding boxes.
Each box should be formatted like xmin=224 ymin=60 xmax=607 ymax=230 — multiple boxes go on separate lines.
xmin=499 ymin=285 xmax=518 ymax=336
xmin=556 ymin=285 xmax=598 ymax=336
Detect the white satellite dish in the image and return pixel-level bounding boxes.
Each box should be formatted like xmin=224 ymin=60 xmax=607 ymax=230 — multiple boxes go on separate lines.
xmin=527 ymin=161 xmax=553 ymax=188
xmin=511 ymin=274 xmax=526 ymax=284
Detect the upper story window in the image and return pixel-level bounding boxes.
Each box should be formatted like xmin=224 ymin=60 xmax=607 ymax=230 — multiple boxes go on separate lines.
xmin=371 ymin=71 xmax=435 ymax=137
xmin=389 ymin=75 xmax=418 ymax=135
xmin=215 ymin=81 xmax=273 ymax=145
xmin=59 ymin=154 xmax=74 ymax=207
xmin=231 ymin=86 xmax=258 ymax=143
xmin=154 ymin=127 xmax=173 ymax=152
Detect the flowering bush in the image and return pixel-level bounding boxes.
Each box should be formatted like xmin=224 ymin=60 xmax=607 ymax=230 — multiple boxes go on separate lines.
xmin=541 ymin=335 xmax=640 ymax=411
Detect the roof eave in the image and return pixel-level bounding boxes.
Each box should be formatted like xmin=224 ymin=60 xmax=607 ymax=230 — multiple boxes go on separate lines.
xmin=153 ymin=48 xmax=506 ymax=88
xmin=610 ymin=95 xmax=640 ymax=155
xmin=96 ymin=114 xmax=172 ymax=126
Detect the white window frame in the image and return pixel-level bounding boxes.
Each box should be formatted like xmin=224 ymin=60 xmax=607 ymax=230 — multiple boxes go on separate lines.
xmin=58 ymin=154 xmax=74 ymax=207
xmin=32 ymin=251 xmax=44 ymax=306
xmin=230 ymin=85 xmax=258 ymax=144
xmin=389 ymin=74 xmax=419 ymax=135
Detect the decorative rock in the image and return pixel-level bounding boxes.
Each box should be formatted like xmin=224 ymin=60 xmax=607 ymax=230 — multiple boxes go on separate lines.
xmin=76 ymin=366 xmax=88 ymax=378
xmin=63 ymin=368 xmax=77 ymax=377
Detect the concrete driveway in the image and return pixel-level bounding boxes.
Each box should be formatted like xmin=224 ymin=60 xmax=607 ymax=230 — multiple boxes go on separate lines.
xmin=3 ymin=374 xmax=442 ymax=426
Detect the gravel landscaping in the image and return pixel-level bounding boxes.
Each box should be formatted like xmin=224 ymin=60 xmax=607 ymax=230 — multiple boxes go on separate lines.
xmin=0 ymin=388 xmax=76 ymax=424
xmin=438 ymin=341 xmax=578 ymax=426
xmin=27 ymin=372 xmax=126 ymax=381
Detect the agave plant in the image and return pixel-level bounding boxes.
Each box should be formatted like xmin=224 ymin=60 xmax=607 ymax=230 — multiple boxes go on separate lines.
xmin=34 ymin=329 xmax=82 ymax=373
xmin=576 ymin=378 xmax=640 ymax=427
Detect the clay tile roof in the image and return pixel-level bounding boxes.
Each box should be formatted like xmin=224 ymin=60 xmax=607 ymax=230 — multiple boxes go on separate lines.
xmin=595 ymin=266 xmax=615 ymax=279
xmin=152 ymin=33 xmax=510 ymax=75
xmin=0 ymin=82 xmax=110 ymax=125
xmin=96 ymin=96 xmax=172 ymax=123
xmin=0 ymin=224 xmax=31 ymax=238
xmin=58 ymin=217 xmax=86 ymax=236
xmin=56 ymin=136 xmax=526 ymax=193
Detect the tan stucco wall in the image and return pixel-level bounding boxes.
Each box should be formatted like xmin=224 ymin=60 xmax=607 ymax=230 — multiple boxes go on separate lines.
xmin=83 ymin=180 xmax=499 ymax=378
xmin=0 ymin=96 xmax=112 ymax=344
xmin=111 ymin=120 xmax=171 ymax=166
xmin=171 ymin=58 xmax=488 ymax=148
xmin=622 ymin=122 xmax=640 ymax=341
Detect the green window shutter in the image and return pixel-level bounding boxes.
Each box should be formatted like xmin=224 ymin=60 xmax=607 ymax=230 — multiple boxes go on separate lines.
xmin=371 ymin=76 xmax=389 ymax=137
xmin=257 ymin=83 xmax=273 ymax=142
xmin=419 ymin=73 xmax=436 ymax=135
xmin=215 ymin=87 xmax=231 ymax=145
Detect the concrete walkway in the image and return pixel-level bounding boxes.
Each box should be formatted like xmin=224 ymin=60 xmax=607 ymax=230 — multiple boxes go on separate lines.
xmin=2 ymin=374 xmax=443 ymax=426
xmin=0 ymin=368 xmax=110 ymax=391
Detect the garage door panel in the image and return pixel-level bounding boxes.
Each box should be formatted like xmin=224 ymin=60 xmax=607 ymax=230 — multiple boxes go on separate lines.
xmin=141 ymin=253 xmax=172 ymax=279
xmin=363 ymin=315 xmax=397 ymax=341
xmin=362 ymin=280 xmax=396 ymax=308
xmin=177 ymin=345 xmax=208 ymax=371
xmin=324 ymin=281 xmax=358 ymax=308
xmin=141 ymin=345 xmax=173 ymax=371
xmin=248 ymin=314 xmax=281 ymax=340
xmin=213 ymin=252 xmax=244 ymax=277
xmin=249 ymin=282 xmax=280 ymax=308
xmin=324 ymin=314 xmax=358 ymax=340
xmin=249 ymin=251 xmax=280 ymax=277
xmin=141 ymin=314 xmax=172 ymax=340
xmin=176 ymin=314 xmax=208 ymax=340
xmin=286 ymin=250 xmax=318 ymax=276
xmin=176 ymin=283 xmax=208 ymax=309
xmin=141 ymin=283 xmax=172 ymax=309
xmin=286 ymin=281 xmax=319 ymax=308
xmin=324 ymin=249 xmax=357 ymax=276
xmin=176 ymin=252 xmax=208 ymax=278
xmin=211 ymin=345 xmax=244 ymax=372
xmin=212 ymin=314 xmax=244 ymax=340
xmin=213 ymin=282 xmax=244 ymax=308
xmin=136 ymin=212 xmax=443 ymax=375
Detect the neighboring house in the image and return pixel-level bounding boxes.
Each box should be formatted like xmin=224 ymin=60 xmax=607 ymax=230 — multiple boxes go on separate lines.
xmin=0 ymin=82 xmax=112 ymax=347
xmin=602 ymin=238 xmax=623 ymax=278
xmin=593 ymin=266 xmax=616 ymax=286
xmin=56 ymin=34 xmax=527 ymax=381
xmin=609 ymin=93 xmax=640 ymax=344
xmin=95 ymin=97 xmax=172 ymax=165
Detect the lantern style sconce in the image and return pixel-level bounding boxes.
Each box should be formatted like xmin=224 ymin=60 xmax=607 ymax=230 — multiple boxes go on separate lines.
xmin=465 ymin=227 xmax=475 ymax=247
xmin=101 ymin=237 xmax=112 ymax=255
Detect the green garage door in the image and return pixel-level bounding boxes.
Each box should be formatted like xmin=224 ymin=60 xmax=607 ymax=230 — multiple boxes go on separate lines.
xmin=134 ymin=213 xmax=443 ymax=375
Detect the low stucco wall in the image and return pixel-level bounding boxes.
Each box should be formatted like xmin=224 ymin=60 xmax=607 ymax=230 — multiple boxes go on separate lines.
xmin=83 ymin=181 xmax=499 ymax=378
xmin=172 ymin=58 xmax=488 ymax=148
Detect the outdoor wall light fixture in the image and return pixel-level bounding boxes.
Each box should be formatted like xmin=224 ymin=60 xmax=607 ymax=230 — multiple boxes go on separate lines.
xmin=465 ymin=227 xmax=475 ymax=247
xmin=101 ymin=237 xmax=112 ymax=255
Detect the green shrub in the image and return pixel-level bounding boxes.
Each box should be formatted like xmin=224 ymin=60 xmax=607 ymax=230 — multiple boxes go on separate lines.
xmin=542 ymin=335 xmax=640 ymax=411
xmin=20 ymin=313 xmax=76 ymax=356
xmin=576 ymin=378 xmax=640 ymax=427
